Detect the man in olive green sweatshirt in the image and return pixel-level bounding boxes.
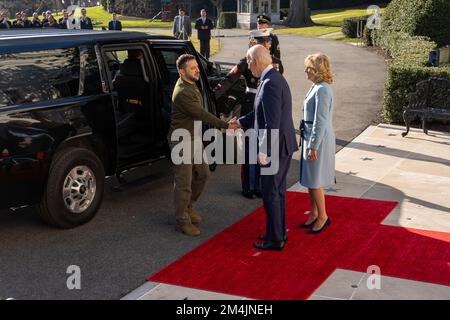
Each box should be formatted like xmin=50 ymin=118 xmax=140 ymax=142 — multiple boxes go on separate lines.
xmin=168 ymin=54 xmax=238 ymax=236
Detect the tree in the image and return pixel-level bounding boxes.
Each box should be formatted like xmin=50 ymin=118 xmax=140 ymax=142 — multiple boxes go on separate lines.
xmin=0 ymin=0 xmax=51 ymax=16
xmin=111 ymin=0 xmax=160 ymax=17
xmin=285 ymin=0 xmax=313 ymax=27
xmin=209 ymin=0 xmax=224 ymax=19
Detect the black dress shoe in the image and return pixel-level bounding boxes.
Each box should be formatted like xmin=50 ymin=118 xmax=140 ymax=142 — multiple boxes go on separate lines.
xmin=242 ymin=191 xmax=255 ymax=199
xmin=299 ymin=218 xmax=317 ymax=228
xmin=258 ymin=234 xmax=288 ymax=242
xmin=253 ymin=240 xmax=285 ymax=251
xmin=307 ymin=218 xmax=331 ymax=234
xmin=253 ymin=191 xmax=262 ymax=198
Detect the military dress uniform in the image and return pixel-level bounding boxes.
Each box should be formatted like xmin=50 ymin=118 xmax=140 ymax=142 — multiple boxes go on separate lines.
xmin=257 ymin=15 xmax=281 ymax=59
xmin=232 ymin=59 xmax=262 ymax=198
xmin=249 ymin=27 xmax=284 ymax=75
xmin=269 ymin=33 xmax=281 ymax=59
xmin=214 ymin=55 xmax=261 ymax=197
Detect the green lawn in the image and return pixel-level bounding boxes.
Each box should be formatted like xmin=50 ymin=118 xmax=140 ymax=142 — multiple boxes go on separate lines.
xmin=277 ymin=26 xmax=341 ymax=37
xmin=45 ymin=5 xmax=385 ymax=43
xmin=52 ymin=6 xmax=174 ymax=28
xmin=277 ymin=5 xmax=386 ymax=39
xmin=312 ymin=8 xmax=383 ymax=20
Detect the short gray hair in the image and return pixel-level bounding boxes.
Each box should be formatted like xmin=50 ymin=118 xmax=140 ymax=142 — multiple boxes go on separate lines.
xmin=247 ymin=44 xmax=272 ymax=67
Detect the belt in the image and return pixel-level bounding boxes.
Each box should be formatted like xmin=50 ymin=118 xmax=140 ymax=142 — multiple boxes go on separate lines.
xmin=245 ymin=87 xmax=258 ymax=94
xmin=299 ymin=120 xmax=313 ymax=140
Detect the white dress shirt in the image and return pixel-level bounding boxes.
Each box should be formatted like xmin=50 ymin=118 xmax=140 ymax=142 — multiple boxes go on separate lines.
xmin=179 ymin=16 xmax=184 ymax=32
xmin=260 ymin=64 xmax=273 ymax=81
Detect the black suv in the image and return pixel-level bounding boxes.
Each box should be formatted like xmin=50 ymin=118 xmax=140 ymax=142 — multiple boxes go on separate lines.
xmin=0 ymin=29 xmax=244 ymax=228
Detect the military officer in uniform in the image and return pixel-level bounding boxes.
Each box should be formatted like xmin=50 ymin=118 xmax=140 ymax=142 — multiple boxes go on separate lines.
xmin=250 ymin=28 xmax=284 ymax=75
xmin=213 ymin=28 xmax=284 ymax=199
xmin=257 ymin=14 xmax=280 ymax=59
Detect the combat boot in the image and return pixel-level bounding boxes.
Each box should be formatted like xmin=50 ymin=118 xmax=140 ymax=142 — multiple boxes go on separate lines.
xmin=176 ymin=220 xmax=201 ymax=236
xmin=187 ymin=207 xmax=203 ymax=224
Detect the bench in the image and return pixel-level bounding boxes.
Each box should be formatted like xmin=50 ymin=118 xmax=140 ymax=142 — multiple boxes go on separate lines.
xmin=402 ymin=77 xmax=450 ymax=137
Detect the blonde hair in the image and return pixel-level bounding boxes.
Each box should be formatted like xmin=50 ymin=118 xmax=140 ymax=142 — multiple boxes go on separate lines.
xmin=304 ymin=53 xmax=333 ymax=84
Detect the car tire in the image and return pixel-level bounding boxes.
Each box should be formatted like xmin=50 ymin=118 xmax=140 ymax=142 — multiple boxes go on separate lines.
xmin=36 ymin=147 xmax=105 ymax=228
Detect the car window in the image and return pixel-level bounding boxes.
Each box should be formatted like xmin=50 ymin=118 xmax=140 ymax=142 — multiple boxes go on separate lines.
xmin=79 ymin=46 xmax=103 ymax=96
xmin=161 ymin=51 xmax=180 ymax=71
xmin=104 ymin=48 xmax=150 ymax=90
xmin=153 ymin=49 xmax=188 ymax=87
xmin=0 ymin=48 xmax=80 ymax=108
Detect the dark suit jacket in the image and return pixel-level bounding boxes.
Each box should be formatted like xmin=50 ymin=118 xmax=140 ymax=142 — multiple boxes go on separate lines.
xmin=80 ymin=17 xmax=93 ymax=30
xmin=239 ymin=68 xmax=298 ymax=158
xmin=58 ymin=18 xmax=68 ymax=29
xmin=195 ymin=17 xmax=214 ymax=40
xmin=32 ymin=19 xmax=42 ymax=28
xmin=172 ymin=15 xmax=192 ymax=39
xmin=108 ymin=20 xmax=122 ymax=31
xmin=0 ymin=20 xmax=11 ymax=29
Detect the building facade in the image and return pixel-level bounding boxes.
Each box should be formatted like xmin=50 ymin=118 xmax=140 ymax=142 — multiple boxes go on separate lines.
xmin=236 ymin=0 xmax=280 ymax=29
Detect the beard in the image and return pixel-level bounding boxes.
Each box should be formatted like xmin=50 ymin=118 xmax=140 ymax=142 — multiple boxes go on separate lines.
xmin=186 ymin=72 xmax=199 ymax=82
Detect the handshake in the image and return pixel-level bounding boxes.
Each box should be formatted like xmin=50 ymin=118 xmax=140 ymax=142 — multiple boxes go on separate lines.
xmin=227 ymin=117 xmax=241 ymax=130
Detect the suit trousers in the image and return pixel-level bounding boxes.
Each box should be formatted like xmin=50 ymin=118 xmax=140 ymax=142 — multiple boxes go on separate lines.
xmin=200 ymin=40 xmax=210 ymax=59
xmin=175 ymin=31 xmax=189 ymax=40
xmin=241 ymin=136 xmax=261 ymax=194
xmin=171 ymin=141 xmax=210 ymax=222
xmin=261 ymin=155 xmax=292 ymax=242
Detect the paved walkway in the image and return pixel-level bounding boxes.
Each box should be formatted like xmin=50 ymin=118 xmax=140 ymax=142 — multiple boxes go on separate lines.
xmin=123 ymin=124 xmax=450 ymax=300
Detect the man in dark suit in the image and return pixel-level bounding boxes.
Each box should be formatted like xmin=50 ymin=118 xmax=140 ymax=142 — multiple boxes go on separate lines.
xmin=0 ymin=12 xmax=12 ymax=29
xmin=41 ymin=11 xmax=49 ymax=26
xmin=108 ymin=13 xmax=122 ymax=31
xmin=58 ymin=10 xmax=69 ymax=29
xmin=12 ymin=12 xmax=24 ymax=28
xmin=172 ymin=8 xmax=191 ymax=40
xmin=194 ymin=9 xmax=214 ymax=59
xmin=21 ymin=12 xmax=33 ymax=28
xmin=235 ymin=45 xmax=298 ymax=250
xmin=31 ymin=12 xmax=42 ymax=28
xmin=80 ymin=8 xmax=93 ymax=30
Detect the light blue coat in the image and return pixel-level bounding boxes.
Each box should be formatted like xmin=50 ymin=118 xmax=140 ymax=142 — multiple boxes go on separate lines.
xmin=299 ymin=82 xmax=336 ymax=188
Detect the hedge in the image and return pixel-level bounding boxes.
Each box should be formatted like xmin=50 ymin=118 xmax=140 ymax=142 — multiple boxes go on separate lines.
xmin=362 ymin=26 xmax=373 ymax=46
xmin=373 ymin=31 xmax=437 ymax=65
xmin=304 ymin=0 xmax=391 ymax=10
xmin=380 ymin=0 xmax=450 ymax=47
xmin=218 ymin=12 xmax=236 ymax=29
xmin=383 ymin=63 xmax=450 ymax=123
xmin=377 ymin=32 xmax=450 ymax=123
xmin=341 ymin=16 xmax=368 ymax=38
xmin=370 ymin=0 xmax=450 ymax=123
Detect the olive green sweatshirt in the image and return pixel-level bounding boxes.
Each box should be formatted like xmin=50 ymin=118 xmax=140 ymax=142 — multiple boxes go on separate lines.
xmin=168 ymin=77 xmax=228 ymax=140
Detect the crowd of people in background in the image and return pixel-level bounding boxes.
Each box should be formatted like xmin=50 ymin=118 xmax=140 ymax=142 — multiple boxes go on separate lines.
xmin=0 ymin=8 xmax=104 ymax=30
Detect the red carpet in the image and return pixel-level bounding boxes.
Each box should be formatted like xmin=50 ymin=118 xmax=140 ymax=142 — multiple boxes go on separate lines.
xmin=148 ymin=192 xmax=450 ymax=300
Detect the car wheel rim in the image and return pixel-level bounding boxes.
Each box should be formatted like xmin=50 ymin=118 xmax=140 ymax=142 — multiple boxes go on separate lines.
xmin=62 ymin=165 xmax=96 ymax=214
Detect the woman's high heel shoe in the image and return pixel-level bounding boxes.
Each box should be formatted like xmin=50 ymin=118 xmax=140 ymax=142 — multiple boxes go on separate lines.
xmin=299 ymin=218 xmax=317 ymax=228
xmin=307 ymin=218 xmax=331 ymax=234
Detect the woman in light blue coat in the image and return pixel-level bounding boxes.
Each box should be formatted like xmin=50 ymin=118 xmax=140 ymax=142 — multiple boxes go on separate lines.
xmin=299 ymin=53 xmax=335 ymax=234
